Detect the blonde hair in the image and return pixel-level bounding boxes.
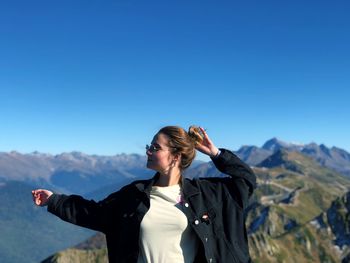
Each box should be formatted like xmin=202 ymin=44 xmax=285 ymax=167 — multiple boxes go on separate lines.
xmin=158 ymin=125 xmax=203 ymax=170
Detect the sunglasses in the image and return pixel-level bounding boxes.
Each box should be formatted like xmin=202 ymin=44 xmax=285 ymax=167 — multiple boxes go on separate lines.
xmin=145 ymin=144 xmax=162 ymax=153
xmin=145 ymin=144 xmax=176 ymax=153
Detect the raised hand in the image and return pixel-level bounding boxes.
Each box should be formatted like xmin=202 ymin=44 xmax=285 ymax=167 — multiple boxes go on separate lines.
xmin=195 ymin=127 xmax=219 ymax=157
xmin=32 ymin=189 xmax=53 ymax=206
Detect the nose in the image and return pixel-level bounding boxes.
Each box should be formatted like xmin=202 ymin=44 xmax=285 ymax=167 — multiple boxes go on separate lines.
xmin=146 ymin=149 xmax=152 ymax=156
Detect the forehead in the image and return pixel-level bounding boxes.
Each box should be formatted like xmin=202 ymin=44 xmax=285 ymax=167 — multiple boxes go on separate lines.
xmin=151 ymin=133 xmax=169 ymax=145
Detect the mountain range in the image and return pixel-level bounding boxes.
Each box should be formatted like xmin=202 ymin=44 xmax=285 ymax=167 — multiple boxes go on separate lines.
xmin=236 ymin=137 xmax=350 ymax=177
xmin=0 ymin=151 xmax=153 ymax=195
xmin=40 ymin=147 xmax=350 ymax=262
xmin=2 ymin=138 xmax=350 ymax=262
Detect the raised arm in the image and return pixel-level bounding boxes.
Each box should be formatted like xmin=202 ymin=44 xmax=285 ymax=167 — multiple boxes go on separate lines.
xmin=195 ymin=127 xmax=256 ymax=191
xmin=194 ymin=127 xmax=220 ymax=158
xmin=195 ymin=127 xmax=256 ymax=208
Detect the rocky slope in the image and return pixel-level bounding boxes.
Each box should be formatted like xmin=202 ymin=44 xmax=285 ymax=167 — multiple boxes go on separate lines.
xmin=247 ymin=150 xmax=350 ymax=262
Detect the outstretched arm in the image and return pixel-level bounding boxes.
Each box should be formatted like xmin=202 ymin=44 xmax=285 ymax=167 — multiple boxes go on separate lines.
xmin=32 ymin=188 xmax=111 ymax=233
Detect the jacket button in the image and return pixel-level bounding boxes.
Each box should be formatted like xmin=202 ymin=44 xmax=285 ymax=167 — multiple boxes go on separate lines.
xmin=184 ymin=203 xmax=189 ymax=207
xmin=209 ymin=258 xmax=213 ymax=262
xmin=205 ymin=237 xmax=208 ymax=242
xmin=194 ymin=220 xmax=199 ymax=225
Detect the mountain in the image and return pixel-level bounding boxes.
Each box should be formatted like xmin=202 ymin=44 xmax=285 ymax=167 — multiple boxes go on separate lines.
xmin=235 ymin=145 xmax=271 ymax=166
xmin=0 ymin=181 xmax=95 ymax=263
xmin=236 ymin=138 xmax=350 ymax=177
xmin=247 ymin=190 xmax=350 ymax=262
xmin=0 ymin=151 xmax=152 ymax=195
xmin=41 ymin=233 xmax=108 ymax=263
xmin=262 ymin=137 xmax=304 ymax=152
xmin=41 ymin=248 xmax=108 ymax=263
xmin=246 ymin=150 xmax=350 ymax=262
xmin=318 ymin=191 xmax=350 ymax=254
xmin=301 ymin=144 xmax=350 ymax=176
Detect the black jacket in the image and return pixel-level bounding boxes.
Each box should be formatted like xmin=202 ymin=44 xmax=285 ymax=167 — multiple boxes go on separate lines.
xmin=47 ymin=149 xmax=256 ymax=263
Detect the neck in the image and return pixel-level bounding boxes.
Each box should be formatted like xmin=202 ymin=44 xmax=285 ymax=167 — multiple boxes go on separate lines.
xmin=156 ymin=167 xmax=182 ymax=187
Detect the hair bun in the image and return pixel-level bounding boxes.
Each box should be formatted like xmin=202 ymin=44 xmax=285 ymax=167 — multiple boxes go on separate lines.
xmin=188 ymin=125 xmax=204 ymax=145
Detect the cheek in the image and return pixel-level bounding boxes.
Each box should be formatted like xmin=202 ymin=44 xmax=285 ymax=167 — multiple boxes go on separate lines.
xmin=152 ymin=154 xmax=172 ymax=167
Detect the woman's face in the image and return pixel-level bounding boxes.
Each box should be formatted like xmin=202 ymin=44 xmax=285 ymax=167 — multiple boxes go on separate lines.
xmin=146 ymin=133 xmax=176 ymax=173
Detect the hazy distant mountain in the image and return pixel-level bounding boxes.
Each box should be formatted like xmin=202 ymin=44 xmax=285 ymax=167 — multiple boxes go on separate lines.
xmin=301 ymin=143 xmax=350 ymax=176
xmin=0 ymin=152 xmax=152 ymax=195
xmin=0 ymin=181 xmax=94 ymax=263
xmin=235 ymin=145 xmax=271 ymax=166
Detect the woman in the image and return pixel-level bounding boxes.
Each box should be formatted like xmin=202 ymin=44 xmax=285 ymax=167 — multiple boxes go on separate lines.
xmin=32 ymin=126 xmax=256 ymax=263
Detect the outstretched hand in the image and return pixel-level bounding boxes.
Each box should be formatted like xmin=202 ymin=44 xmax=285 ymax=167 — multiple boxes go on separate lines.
xmin=32 ymin=189 xmax=53 ymax=206
xmin=195 ymin=127 xmax=219 ymax=157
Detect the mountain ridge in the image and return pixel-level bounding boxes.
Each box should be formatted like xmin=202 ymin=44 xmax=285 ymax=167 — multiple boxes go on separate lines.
xmin=235 ymin=138 xmax=350 ymax=177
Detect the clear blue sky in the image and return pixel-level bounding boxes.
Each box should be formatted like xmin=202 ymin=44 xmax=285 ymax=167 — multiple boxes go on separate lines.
xmin=1 ymin=0 xmax=349 ymax=161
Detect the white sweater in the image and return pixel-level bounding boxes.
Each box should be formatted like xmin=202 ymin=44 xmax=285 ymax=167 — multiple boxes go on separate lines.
xmin=137 ymin=184 xmax=199 ymax=263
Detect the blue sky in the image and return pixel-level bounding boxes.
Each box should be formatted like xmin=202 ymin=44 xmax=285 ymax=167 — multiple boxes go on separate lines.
xmin=1 ymin=0 xmax=349 ymax=161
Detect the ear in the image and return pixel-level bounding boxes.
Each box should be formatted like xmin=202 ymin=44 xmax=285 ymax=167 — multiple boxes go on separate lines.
xmin=172 ymin=154 xmax=182 ymax=166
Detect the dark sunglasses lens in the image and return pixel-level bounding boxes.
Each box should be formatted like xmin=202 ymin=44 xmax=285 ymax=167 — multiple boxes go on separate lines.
xmin=146 ymin=144 xmax=156 ymax=152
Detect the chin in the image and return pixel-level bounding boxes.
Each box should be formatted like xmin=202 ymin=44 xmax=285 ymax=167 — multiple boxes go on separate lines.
xmin=146 ymin=161 xmax=155 ymax=170
xmin=147 ymin=162 xmax=161 ymax=173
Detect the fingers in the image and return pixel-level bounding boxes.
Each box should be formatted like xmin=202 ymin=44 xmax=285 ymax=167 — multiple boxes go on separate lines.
xmin=199 ymin=127 xmax=212 ymax=143
xmin=32 ymin=189 xmax=49 ymax=206
xmin=32 ymin=190 xmax=40 ymax=206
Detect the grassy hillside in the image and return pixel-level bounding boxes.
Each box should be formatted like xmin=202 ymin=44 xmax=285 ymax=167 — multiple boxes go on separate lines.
xmin=247 ymin=151 xmax=350 ymax=262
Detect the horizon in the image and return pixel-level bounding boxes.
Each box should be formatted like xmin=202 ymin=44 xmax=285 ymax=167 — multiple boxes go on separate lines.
xmin=1 ymin=1 xmax=349 ymax=161
xmin=2 ymin=136 xmax=348 ymax=163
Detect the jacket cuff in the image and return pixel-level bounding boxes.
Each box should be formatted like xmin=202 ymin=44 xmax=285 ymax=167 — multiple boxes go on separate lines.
xmin=211 ymin=149 xmax=221 ymax=159
xmin=47 ymin=193 xmax=64 ymax=213
xmin=210 ymin=148 xmax=229 ymax=163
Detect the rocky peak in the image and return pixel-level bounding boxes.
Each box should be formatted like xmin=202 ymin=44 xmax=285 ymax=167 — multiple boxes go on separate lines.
xmin=262 ymin=138 xmax=289 ymax=151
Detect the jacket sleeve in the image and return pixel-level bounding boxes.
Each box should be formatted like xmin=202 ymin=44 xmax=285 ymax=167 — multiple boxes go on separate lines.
xmin=47 ymin=192 xmax=118 ymax=233
xmin=211 ymin=148 xmax=256 ymax=208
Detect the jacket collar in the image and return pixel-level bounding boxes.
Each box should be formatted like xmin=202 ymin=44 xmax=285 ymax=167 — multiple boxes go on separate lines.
xmin=134 ymin=173 xmax=159 ymax=195
xmin=181 ymin=176 xmax=201 ymax=198
xmin=134 ymin=172 xmax=200 ymax=198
